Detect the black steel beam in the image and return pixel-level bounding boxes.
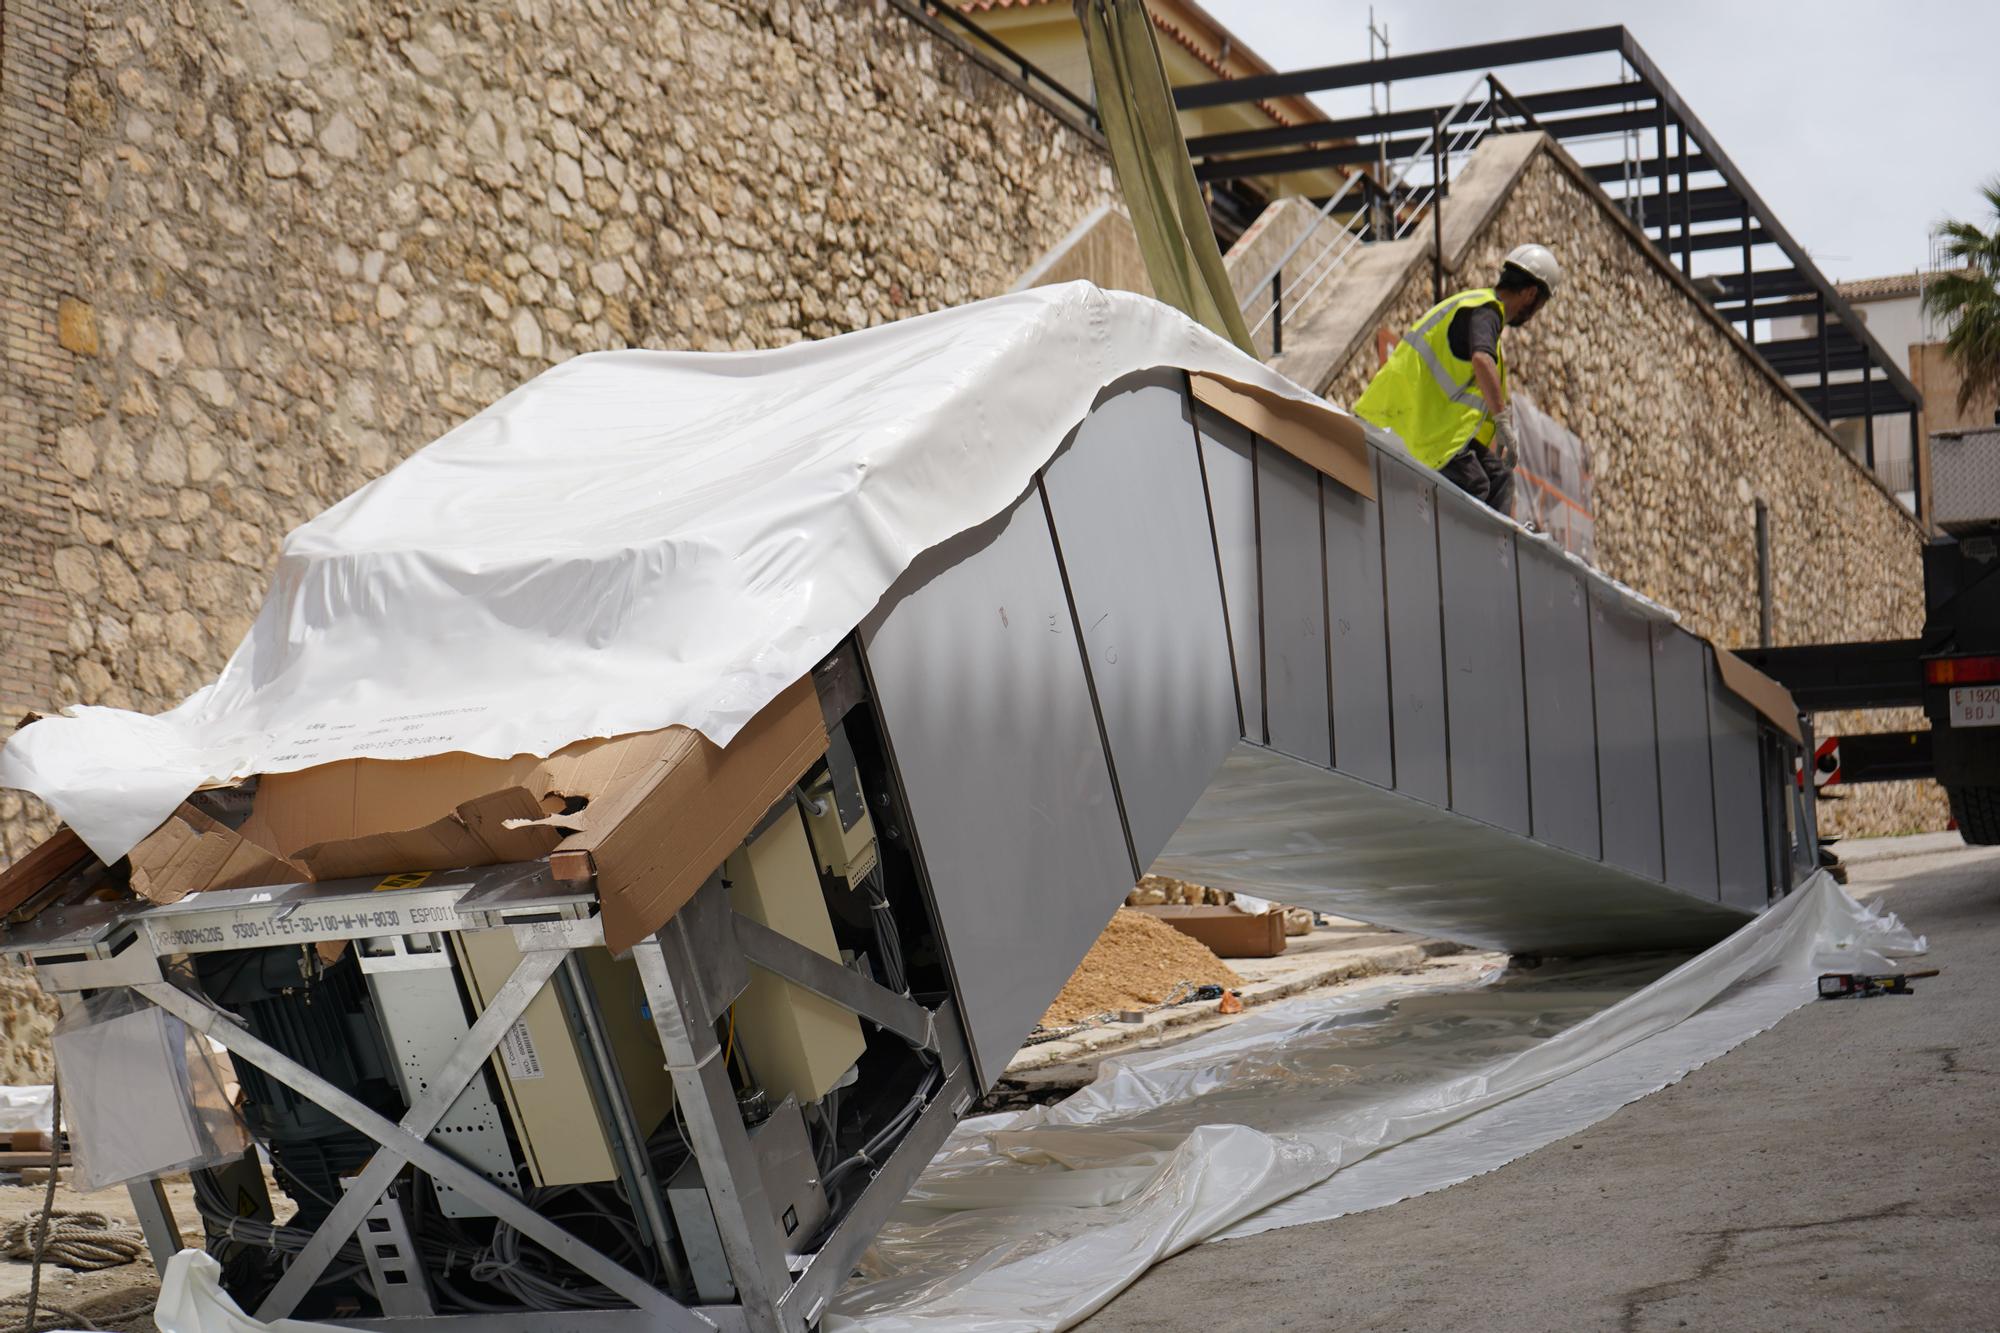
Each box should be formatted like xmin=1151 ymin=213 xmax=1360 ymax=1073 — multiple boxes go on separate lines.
xmin=1677 ymin=225 xmax=1773 ymax=253
xmin=1185 ymin=80 xmax=1651 ymax=159
xmin=1675 ymin=185 xmax=1753 ymax=225
xmin=1712 ymin=297 xmax=1821 ymax=323
xmin=1740 ymin=198 xmax=1756 ymax=341
xmin=1193 ymin=107 xmax=1656 ymax=183
xmin=1173 ymin=26 xmax=1628 ymax=110
xmin=1588 ymin=152 xmax=1714 ymax=185
xmin=1818 ymin=730 xmax=1935 ymax=786
xmin=1678 ymin=123 xmax=1693 ymax=273
xmin=1713 ymin=268 xmax=1814 ymax=300
xmin=1801 ymin=379 xmax=1924 ymax=416
xmin=1763 ymin=338 xmax=1878 ymax=375
xmin=1733 ymin=639 xmax=1927 ymax=712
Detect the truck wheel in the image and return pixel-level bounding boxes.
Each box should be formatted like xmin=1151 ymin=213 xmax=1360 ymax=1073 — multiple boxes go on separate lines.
xmin=1949 ymin=785 xmax=2000 ymax=845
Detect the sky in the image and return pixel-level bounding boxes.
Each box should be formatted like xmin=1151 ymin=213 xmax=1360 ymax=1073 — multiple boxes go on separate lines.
xmin=1196 ymin=0 xmax=2000 ymax=283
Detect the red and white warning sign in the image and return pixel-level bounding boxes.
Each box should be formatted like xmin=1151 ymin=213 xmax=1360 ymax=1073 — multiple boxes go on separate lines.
xmin=1812 ymin=736 xmax=1842 ymax=788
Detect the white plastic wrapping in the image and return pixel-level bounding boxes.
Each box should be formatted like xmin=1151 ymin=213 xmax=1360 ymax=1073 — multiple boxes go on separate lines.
xmin=154 ymin=1250 xmax=332 ymax=1333
xmin=821 ymin=874 xmax=1919 ymax=1330
xmin=0 ymin=285 xmax=1341 ymax=864
xmin=133 ymin=875 xmax=1920 ymax=1333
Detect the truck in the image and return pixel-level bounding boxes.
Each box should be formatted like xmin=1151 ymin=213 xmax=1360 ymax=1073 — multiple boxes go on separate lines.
xmin=1740 ymin=425 xmax=2000 ymax=843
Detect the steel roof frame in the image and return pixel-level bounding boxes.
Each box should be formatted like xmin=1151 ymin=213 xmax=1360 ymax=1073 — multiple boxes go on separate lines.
xmin=1172 ymin=26 xmax=1922 ymax=421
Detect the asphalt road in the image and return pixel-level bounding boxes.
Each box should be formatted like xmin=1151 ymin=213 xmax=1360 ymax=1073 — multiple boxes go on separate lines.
xmin=1082 ymin=839 xmax=2000 ymax=1333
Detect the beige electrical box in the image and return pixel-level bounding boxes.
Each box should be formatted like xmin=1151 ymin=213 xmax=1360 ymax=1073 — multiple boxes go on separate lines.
xmin=726 ymin=810 xmax=866 ymax=1105
xmin=802 ymin=770 xmax=879 ymax=885
xmin=451 ymin=931 xmax=675 ymax=1188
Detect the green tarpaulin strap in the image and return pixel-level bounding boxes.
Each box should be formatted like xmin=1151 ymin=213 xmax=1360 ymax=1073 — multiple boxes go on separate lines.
xmin=1076 ymin=0 xmax=1256 ymax=355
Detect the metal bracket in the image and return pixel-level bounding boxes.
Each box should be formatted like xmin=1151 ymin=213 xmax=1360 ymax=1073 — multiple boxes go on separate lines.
xmin=350 ymin=1184 xmax=435 ymax=1317
xmin=732 ymin=914 xmax=939 ymax=1051
xmin=823 ymin=724 xmax=867 ymax=833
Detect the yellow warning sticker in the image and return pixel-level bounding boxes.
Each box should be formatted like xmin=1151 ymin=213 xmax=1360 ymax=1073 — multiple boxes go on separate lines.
xmin=373 ymin=871 xmax=433 ymax=892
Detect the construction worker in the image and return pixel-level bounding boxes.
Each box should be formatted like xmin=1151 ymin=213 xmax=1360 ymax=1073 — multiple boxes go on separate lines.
xmin=1353 ymin=243 xmax=1563 ymax=514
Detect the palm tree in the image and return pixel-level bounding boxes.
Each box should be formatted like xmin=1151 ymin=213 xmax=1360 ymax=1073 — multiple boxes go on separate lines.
xmin=1922 ymin=177 xmax=2000 ymax=414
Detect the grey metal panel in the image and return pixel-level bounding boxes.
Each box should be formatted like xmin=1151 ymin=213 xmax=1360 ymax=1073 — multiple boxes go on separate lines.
xmin=364 ymin=962 xmax=519 ymax=1218
xmin=1708 ymin=651 xmax=1770 ymax=911
xmin=1436 ymin=494 xmax=1530 ymax=834
xmin=1590 ymin=588 xmax=1665 ymax=881
xmin=1256 ymin=443 xmax=1331 ymax=767
xmin=1042 ymin=371 xmax=1240 ymax=868
xmin=859 ymin=490 xmax=1135 ymax=1086
xmin=1378 ymin=459 xmax=1449 ymax=806
xmin=1517 ymin=541 xmax=1601 ymax=858
xmin=1322 ymin=455 xmax=1393 ymax=788
xmin=1652 ymin=624 xmax=1721 ymax=900
xmin=1194 ymin=407 xmax=1263 ymax=741
xmin=1154 ymin=741 xmax=1751 ymax=958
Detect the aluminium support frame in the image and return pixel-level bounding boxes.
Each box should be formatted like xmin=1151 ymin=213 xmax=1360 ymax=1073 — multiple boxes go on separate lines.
xmin=9 ymin=859 xmax=974 ymax=1333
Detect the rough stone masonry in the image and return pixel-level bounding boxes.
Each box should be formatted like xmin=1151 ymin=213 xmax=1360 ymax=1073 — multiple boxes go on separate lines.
xmin=0 ymin=0 xmax=1115 ymax=863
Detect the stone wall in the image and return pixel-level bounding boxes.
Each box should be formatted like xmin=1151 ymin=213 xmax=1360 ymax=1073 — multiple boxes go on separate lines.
xmin=0 ymin=0 xmax=1113 ymax=862
xmin=0 ymin=0 xmax=1114 ymax=1080
xmin=0 ymin=0 xmax=88 ymax=837
xmin=1326 ymin=147 xmax=1945 ymax=837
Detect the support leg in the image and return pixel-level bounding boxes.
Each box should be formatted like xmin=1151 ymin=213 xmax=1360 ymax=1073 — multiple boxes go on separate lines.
xmin=634 ymin=891 xmax=795 ymax=1333
xmin=126 ymin=1177 xmax=183 ymax=1273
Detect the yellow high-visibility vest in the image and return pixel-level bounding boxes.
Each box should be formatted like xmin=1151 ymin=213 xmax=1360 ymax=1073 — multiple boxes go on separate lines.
xmin=1353 ymin=287 xmax=1509 ymax=469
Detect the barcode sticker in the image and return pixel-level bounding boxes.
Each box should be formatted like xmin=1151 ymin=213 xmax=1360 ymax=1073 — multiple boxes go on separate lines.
xmin=499 ymin=1021 xmax=545 ymax=1081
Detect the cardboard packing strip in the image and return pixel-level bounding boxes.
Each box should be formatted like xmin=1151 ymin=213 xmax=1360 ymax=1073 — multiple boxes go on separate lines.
xmin=1716 ymin=649 xmax=1805 ymax=744
xmin=119 ymin=678 xmax=829 ymax=954
xmin=1189 ymin=372 xmax=1375 ymax=500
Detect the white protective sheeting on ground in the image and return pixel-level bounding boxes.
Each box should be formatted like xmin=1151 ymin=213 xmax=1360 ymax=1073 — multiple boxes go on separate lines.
xmin=0 ymin=285 xmax=1327 ymax=864
xmin=142 ymin=876 xmax=1921 ymax=1333
xmin=822 ymin=874 xmax=1919 ymax=1331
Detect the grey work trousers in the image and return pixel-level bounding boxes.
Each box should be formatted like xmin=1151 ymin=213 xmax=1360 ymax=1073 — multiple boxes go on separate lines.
xmin=1439 ymin=442 xmax=1515 ymax=515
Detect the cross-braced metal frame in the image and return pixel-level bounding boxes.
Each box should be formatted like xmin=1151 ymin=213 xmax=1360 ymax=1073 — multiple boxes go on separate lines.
xmin=13 ymin=859 xmax=975 ymax=1333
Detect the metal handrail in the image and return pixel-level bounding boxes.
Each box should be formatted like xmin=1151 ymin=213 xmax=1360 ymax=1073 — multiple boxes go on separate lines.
xmin=1245 ymin=168 xmax=1367 ymax=313
xmin=922 ymin=2 xmax=1100 ymax=127
xmin=1245 ymin=73 xmax=1503 ymax=351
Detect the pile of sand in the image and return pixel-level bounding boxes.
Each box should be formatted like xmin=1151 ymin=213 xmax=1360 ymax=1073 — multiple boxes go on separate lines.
xmin=1040 ymin=909 xmax=1241 ymax=1028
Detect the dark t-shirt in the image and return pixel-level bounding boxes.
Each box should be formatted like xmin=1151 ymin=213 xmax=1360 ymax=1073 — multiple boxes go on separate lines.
xmin=1446 ymin=304 xmax=1503 ymax=362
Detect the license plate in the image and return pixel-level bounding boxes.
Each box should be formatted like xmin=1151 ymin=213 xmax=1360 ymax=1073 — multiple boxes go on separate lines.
xmin=1949 ymin=685 xmax=2000 ymax=728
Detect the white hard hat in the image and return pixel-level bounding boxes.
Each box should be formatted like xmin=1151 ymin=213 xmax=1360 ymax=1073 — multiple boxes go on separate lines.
xmin=1503 ymin=243 xmax=1562 ymax=293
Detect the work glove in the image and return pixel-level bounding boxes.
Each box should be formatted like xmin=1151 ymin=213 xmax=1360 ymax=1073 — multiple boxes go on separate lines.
xmin=1490 ymin=406 xmax=1519 ymax=468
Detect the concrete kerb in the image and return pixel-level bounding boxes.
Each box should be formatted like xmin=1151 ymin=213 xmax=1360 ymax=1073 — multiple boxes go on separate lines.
xmin=1003 ymin=934 xmax=1483 ymax=1080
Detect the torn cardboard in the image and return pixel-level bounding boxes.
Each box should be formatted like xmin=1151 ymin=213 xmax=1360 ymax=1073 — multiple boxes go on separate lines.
xmin=561 ymin=677 xmax=829 ymax=954
xmin=129 ymin=806 xmax=308 ymax=905
xmin=121 ymin=679 xmax=830 ymax=947
xmin=1135 ymin=904 xmax=1288 ymax=959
